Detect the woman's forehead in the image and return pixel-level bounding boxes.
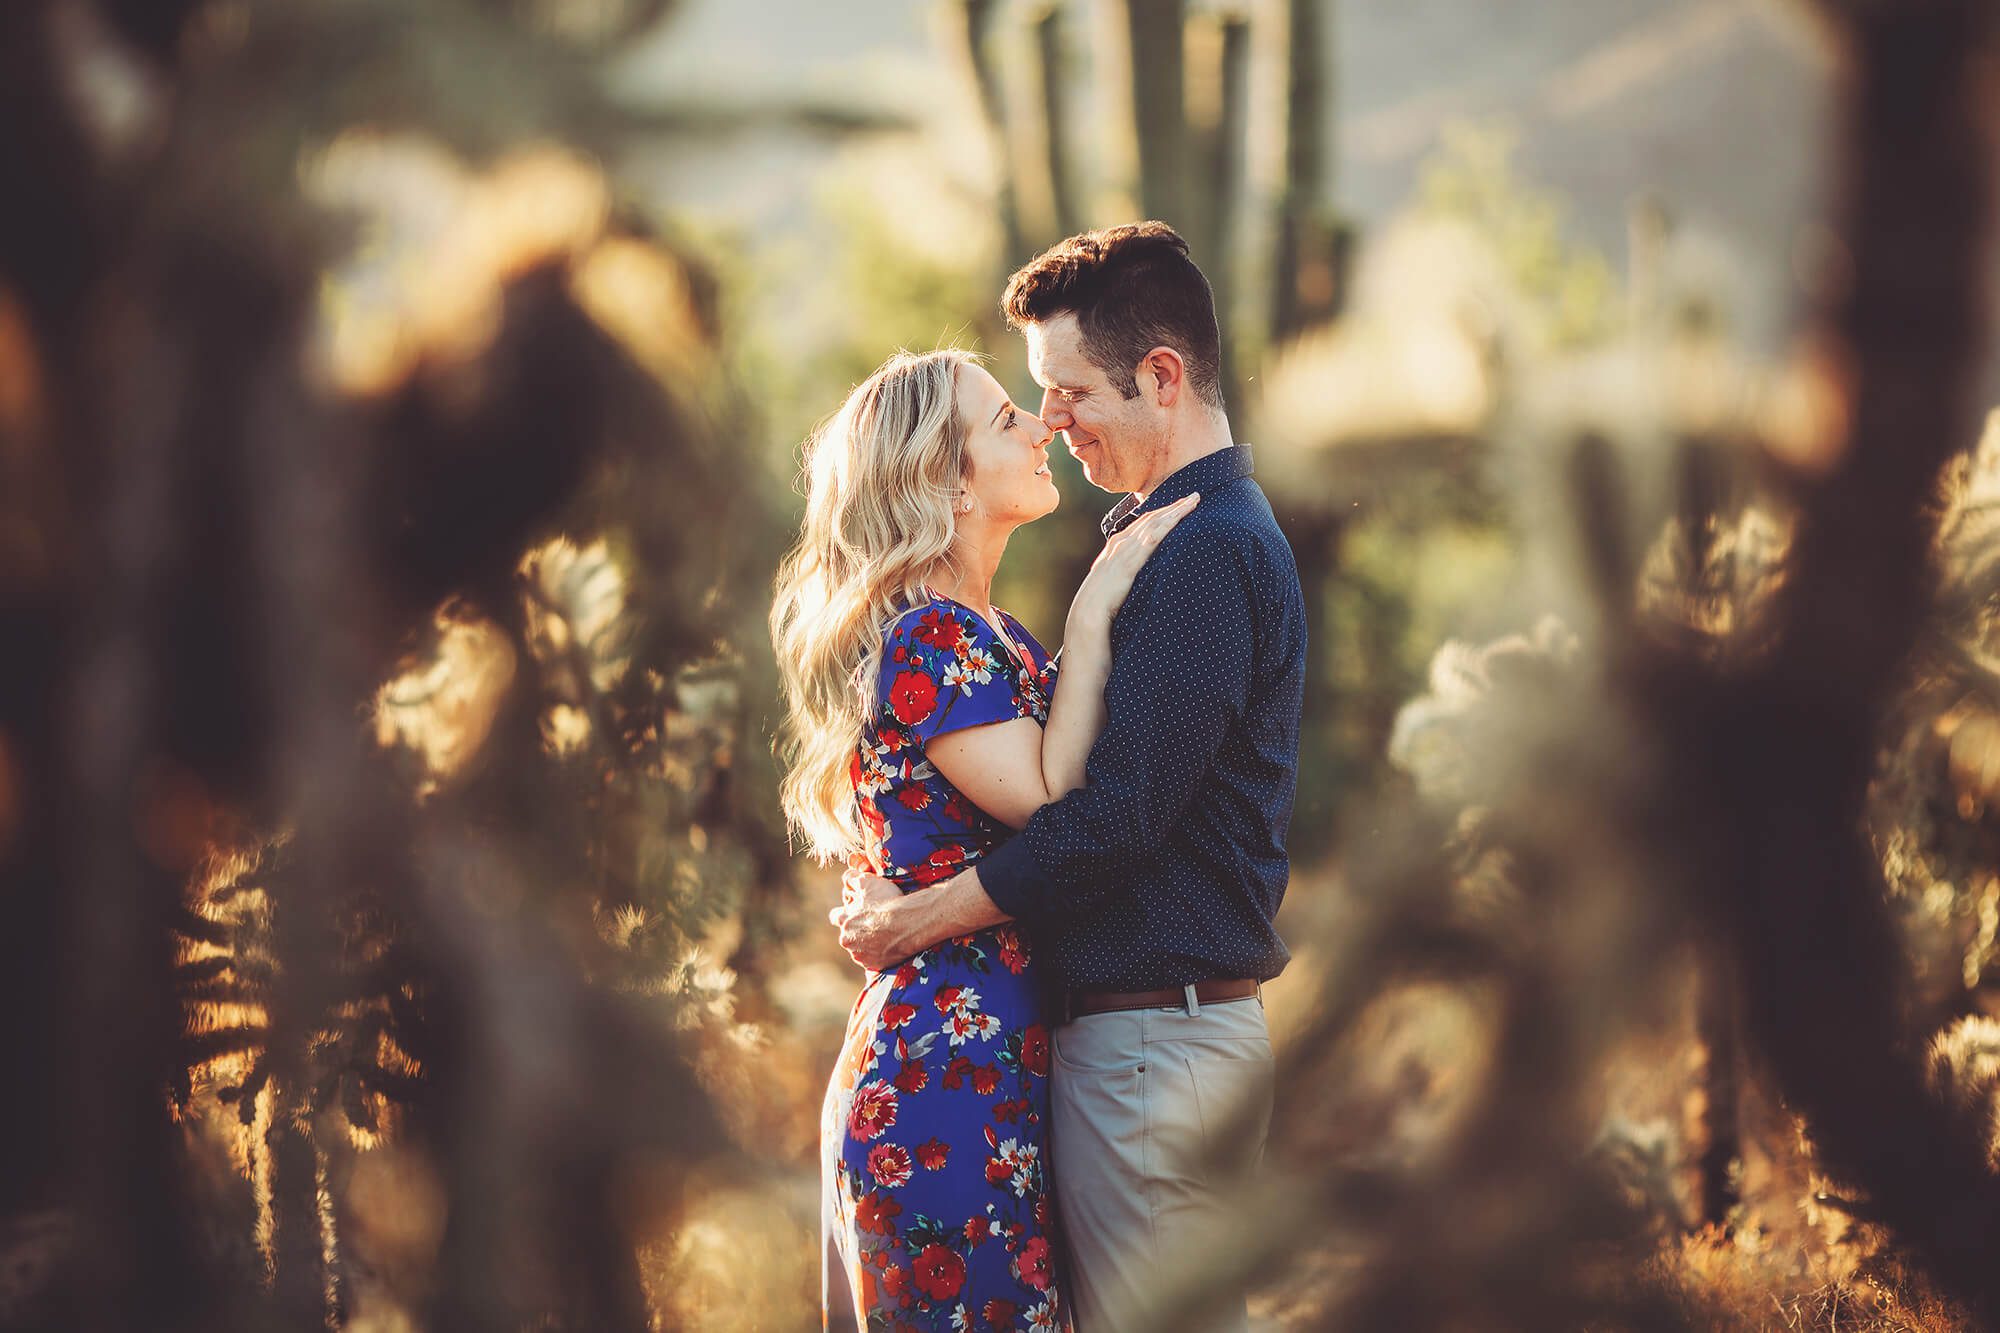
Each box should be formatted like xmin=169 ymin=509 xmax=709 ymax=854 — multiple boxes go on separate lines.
xmin=956 ymin=364 xmax=1008 ymax=413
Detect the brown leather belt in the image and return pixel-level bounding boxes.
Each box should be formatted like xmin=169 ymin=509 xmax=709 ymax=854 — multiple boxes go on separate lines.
xmin=1066 ymin=978 xmax=1261 ymax=1019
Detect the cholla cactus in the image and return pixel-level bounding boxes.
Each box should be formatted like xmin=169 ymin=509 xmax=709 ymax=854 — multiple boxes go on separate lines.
xmin=1388 ymin=615 xmax=1580 ymax=811
xmin=1925 ymin=1015 xmax=2000 ymax=1168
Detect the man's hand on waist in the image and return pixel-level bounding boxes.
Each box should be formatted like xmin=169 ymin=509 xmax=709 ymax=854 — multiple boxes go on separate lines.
xmin=831 ymin=866 xmax=1011 ymax=971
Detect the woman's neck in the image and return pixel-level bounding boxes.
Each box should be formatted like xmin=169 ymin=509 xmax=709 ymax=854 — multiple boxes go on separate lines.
xmin=927 ymin=521 xmax=1009 ymax=612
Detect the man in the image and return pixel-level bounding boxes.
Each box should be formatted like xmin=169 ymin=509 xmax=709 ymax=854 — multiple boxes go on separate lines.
xmin=833 ymin=221 xmax=1306 ymax=1331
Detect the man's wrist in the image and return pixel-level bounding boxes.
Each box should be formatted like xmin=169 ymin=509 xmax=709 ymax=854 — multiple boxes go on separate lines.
xmin=888 ymin=881 xmax=946 ymax=956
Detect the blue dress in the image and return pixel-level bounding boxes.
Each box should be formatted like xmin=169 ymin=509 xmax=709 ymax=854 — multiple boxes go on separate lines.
xmin=824 ymin=595 xmax=1069 ymax=1332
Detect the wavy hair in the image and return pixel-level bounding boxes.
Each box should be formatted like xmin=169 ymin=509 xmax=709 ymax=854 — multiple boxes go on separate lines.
xmin=770 ymin=349 xmax=979 ymax=861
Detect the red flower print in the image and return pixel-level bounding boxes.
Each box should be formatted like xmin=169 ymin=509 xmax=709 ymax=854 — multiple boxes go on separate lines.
xmin=892 ymin=644 xmax=908 ymax=662
xmin=971 ymin=1065 xmax=1002 ymax=1096
xmin=855 ymin=1190 xmax=902 ymax=1235
xmin=915 ymin=609 xmax=965 ymax=651
xmin=984 ymin=1154 xmax=1013 ymax=1188
xmin=859 ymin=799 xmax=887 ymax=840
xmin=867 ymin=1143 xmax=913 ymax=1188
xmin=894 ymin=963 xmax=921 ymax=987
xmin=1015 ymin=1235 xmax=1053 ymax=1291
xmin=1020 ymin=1024 xmax=1050 ymax=1076
xmin=942 ymin=1055 xmax=976 ymax=1090
xmin=933 ymin=985 xmax=963 ymax=1014
xmin=878 ymin=725 xmax=908 ymax=752
xmin=848 ymin=1082 xmax=899 ymax=1141
xmin=991 ymin=1097 xmax=1027 ymax=1124
xmin=879 ymin=1260 xmax=914 ymax=1307
xmin=942 ymin=793 xmax=977 ymax=826
xmin=888 ymin=670 xmax=938 ymax=726
xmin=881 ymin=1003 xmax=918 ymax=1030
xmin=963 ymin=1215 xmax=989 ymax=1246
xmin=912 ymin=844 xmax=967 ymax=884
xmin=892 ymin=1060 xmax=928 ymax=1093
xmin=912 ymin=1244 xmax=966 ymax=1302
xmin=996 ymin=927 xmax=1029 ymax=974
xmin=916 ymin=1138 xmax=950 ymax=1170
xmin=982 ymin=1299 xmax=1018 ymax=1330
xmin=895 ymin=786 xmax=931 ymax=811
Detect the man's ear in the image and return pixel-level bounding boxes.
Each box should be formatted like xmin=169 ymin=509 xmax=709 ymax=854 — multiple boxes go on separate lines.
xmin=1140 ymin=346 xmax=1185 ymax=407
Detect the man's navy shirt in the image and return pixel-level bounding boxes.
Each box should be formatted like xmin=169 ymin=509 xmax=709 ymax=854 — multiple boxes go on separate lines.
xmin=978 ymin=444 xmax=1305 ymax=990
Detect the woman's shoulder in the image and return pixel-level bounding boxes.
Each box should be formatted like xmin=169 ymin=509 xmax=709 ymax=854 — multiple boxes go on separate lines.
xmin=994 ymin=607 xmax=1050 ymax=663
xmin=883 ymin=593 xmax=979 ymax=648
xmin=876 ymin=596 xmax=992 ymax=690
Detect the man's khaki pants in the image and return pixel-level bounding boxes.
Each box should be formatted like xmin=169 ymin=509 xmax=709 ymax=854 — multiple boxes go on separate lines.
xmin=1050 ymin=991 xmax=1274 ymax=1332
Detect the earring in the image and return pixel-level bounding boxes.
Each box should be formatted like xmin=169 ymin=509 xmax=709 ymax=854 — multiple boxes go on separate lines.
xmin=960 ymin=496 xmax=974 ymax=514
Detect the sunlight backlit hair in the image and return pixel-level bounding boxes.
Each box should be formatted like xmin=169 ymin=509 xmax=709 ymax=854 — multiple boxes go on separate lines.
xmin=770 ymin=348 xmax=980 ymax=861
xmin=1002 ymin=220 xmax=1226 ymax=409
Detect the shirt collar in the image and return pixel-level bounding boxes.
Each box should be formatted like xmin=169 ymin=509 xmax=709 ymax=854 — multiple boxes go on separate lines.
xmin=1101 ymin=444 xmax=1254 ymax=537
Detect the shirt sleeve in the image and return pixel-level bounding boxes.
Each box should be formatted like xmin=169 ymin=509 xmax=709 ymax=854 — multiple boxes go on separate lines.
xmin=977 ymin=525 xmax=1257 ymax=929
xmin=877 ymin=601 xmax=1036 ymax=747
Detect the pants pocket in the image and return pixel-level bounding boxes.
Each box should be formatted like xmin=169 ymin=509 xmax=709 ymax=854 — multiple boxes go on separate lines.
xmin=1187 ymin=1055 xmax=1275 ymax=1178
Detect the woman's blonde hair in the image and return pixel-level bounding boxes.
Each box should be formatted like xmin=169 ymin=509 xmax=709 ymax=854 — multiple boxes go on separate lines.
xmin=770 ymin=348 xmax=979 ymax=861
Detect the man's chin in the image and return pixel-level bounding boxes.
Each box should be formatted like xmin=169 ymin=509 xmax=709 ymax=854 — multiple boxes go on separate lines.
xmin=1075 ymin=460 xmax=1123 ymax=494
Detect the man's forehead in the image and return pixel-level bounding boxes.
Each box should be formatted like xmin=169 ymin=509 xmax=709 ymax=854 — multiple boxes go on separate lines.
xmin=1026 ymin=315 xmax=1090 ymax=382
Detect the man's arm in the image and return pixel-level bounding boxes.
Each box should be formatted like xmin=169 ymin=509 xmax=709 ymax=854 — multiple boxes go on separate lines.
xmin=975 ymin=530 xmax=1257 ymax=931
xmin=834 ymin=527 xmax=1261 ymax=967
xmin=832 ymin=868 xmax=1008 ymax=972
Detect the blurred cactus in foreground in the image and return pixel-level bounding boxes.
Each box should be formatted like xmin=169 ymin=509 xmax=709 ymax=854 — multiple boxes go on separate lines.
xmin=1214 ymin=2 xmax=2000 ymax=1329
xmin=0 ymin=0 xmax=846 ymax=1327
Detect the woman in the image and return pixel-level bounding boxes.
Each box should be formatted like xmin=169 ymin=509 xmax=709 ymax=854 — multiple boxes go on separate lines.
xmin=771 ymin=349 xmax=1194 ymax=1332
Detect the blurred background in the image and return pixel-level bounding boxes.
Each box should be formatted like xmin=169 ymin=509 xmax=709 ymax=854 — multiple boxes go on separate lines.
xmin=6 ymin=0 xmax=2000 ymax=1329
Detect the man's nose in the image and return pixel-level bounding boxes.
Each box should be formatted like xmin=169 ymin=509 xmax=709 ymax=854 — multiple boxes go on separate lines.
xmin=1038 ymin=390 xmax=1071 ymax=429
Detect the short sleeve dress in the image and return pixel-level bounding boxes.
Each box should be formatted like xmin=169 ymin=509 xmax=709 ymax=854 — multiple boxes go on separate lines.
xmin=823 ymin=595 xmax=1070 ymax=1333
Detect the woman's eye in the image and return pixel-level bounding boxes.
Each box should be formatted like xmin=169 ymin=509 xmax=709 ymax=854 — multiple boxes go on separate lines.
xmin=1004 ymin=409 xmax=1018 ymax=430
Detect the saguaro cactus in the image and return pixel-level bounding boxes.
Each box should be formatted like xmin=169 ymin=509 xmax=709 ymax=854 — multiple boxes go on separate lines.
xmin=960 ymin=0 xmax=1345 ymax=386
xmin=1271 ymin=0 xmax=1345 ymax=342
xmin=1035 ymin=6 xmax=1082 ymax=240
xmin=1123 ymin=0 xmax=1189 ymax=228
xmin=957 ymin=0 xmax=1030 ymax=266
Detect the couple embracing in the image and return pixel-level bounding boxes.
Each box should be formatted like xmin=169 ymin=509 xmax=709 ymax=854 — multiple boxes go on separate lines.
xmin=772 ymin=222 xmax=1306 ymax=1332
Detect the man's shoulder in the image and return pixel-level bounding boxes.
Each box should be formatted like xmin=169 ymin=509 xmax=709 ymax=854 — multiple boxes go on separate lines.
xmin=1167 ymin=478 xmax=1295 ymax=571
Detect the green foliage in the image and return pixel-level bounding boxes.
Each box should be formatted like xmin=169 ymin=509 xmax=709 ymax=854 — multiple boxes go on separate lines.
xmin=1418 ymin=121 xmax=1621 ymax=348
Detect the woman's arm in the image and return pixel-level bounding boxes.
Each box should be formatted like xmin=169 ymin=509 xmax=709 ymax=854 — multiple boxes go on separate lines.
xmin=924 ymin=493 xmax=1198 ymax=829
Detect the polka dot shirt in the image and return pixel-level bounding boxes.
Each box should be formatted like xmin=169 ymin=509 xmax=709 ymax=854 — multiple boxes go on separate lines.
xmin=977 ymin=444 xmax=1306 ymax=991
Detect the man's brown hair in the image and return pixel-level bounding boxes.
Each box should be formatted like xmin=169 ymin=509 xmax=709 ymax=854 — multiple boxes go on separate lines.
xmin=1001 ymin=221 xmax=1225 ymax=410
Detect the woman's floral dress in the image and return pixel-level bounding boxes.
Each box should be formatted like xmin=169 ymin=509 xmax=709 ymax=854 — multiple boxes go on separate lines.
xmin=824 ymin=595 xmax=1069 ymax=1333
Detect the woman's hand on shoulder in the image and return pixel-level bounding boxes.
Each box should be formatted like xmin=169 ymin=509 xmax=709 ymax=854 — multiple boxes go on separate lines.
xmin=1065 ymin=492 xmax=1199 ymax=646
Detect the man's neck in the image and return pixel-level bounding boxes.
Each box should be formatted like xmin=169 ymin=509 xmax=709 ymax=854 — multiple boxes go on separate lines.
xmin=1133 ymin=413 xmax=1235 ymax=498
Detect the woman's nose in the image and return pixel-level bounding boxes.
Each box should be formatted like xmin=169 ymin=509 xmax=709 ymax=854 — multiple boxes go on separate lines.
xmin=1025 ymin=412 xmax=1053 ymax=446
